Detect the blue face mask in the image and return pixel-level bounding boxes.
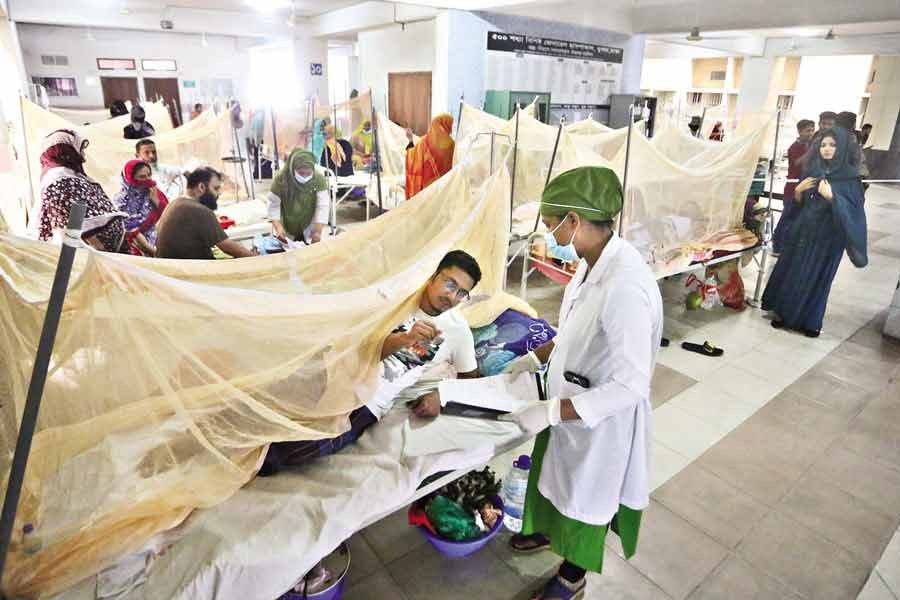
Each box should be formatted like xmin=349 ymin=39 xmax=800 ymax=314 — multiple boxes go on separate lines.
xmin=544 ymin=218 xmax=579 ymax=263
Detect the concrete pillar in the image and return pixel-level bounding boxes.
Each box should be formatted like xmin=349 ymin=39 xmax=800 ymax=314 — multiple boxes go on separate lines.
xmin=865 ymin=56 xmax=900 ymax=151
xmin=736 ymin=57 xmax=785 ymax=117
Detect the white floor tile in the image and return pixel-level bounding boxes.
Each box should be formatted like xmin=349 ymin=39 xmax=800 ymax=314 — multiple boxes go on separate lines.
xmin=649 ymin=440 xmax=691 ymax=492
xmin=695 ymin=363 xmax=786 ymax=409
xmin=876 ymin=527 xmax=900 ymax=598
xmin=857 ymin=571 xmax=897 ymax=600
xmin=652 ymin=403 xmax=725 ymax=461
xmin=667 ymin=382 xmax=760 ymax=435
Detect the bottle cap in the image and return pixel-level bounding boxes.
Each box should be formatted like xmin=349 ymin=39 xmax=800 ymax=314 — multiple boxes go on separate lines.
xmin=514 ymin=455 xmax=531 ymax=470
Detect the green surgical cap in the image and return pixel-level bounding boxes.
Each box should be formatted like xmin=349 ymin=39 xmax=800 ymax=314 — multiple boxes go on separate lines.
xmin=540 ymin=166 xmax=623 ymax=221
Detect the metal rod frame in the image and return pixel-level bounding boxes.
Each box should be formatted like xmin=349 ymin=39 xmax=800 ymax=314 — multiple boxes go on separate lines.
xmin=750 ymin=108 xmax=782 ymax=306
xmin=371 ymin=105 xmax=384 ymax=215
xmin=618 ymin=104 xmax=636 ymax=234
xmin=531 ymin=118 xmax=565 ymax=233
xmin=509 ymin=106 xmax=520 ymax=233
xmin=0 ymin=203 xmax=86 ymax=594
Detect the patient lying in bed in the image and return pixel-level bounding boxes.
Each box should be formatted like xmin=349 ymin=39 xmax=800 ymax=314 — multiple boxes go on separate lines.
xmin=259 ymin=250 xmax=482 ymax=476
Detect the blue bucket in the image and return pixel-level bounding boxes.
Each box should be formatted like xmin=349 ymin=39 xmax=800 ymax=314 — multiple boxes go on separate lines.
xmin=280 ymin=545 xmax=350 ymax=600
xmin=411 ymin=496 xmax=505 ymax=558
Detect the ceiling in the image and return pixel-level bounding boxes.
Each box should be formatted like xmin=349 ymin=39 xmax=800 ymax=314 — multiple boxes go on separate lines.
xmin=120 ymin=0 xmax=364 ymax=18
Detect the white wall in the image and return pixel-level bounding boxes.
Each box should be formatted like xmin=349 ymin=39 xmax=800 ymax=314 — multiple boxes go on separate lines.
xmin=791 ymin=55 xmax=873 ymax=124
xmin=640 ymin=58 xmax=692 ymax=92
xmin=17 ymin=23 xmax=257 ymax=112
xmin=358 ymin=20 xmax=439 ymax=116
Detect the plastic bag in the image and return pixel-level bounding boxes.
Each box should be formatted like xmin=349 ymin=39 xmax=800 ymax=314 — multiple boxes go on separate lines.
xmin=710 ymin=260 xmax=746 ymax=310
xmin=701 ymin=275 xmax=722 ymax=310
xmin=425 ymin=495 xmax=481 ymax=541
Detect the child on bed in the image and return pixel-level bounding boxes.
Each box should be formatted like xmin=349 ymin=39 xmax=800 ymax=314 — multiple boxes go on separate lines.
xmin=259 ymin=250 xmax=482 ymax=476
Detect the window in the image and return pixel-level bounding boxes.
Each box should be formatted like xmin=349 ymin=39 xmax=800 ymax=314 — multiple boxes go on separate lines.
xmin=31 ymin=76 xmax=78 ymax=97
xmin=97 ymin=58 xmax=136 ymax=70
xmin=688 ymin=92 xmax=703 ymax=105
xmin=141 ymin=59 xmax=177 ymax=72
xmin=40 ymin=55 xmax=69 ymax=66
xmin=710 ymin=70 xmax=726 ymax=81
xmin=704 ymin=93 xmax=723 ymax=107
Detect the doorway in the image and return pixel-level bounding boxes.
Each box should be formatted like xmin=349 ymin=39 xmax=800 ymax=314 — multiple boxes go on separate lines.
xmin=144 ymin=77 xmax=182 ymax=126
xmin=388 ymin=71 xmax=432 ymax=136
xmin=100 ymin=76 xmax=140 ymax=109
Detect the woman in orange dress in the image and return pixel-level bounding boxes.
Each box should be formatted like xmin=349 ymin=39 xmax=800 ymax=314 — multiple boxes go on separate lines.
xmin=404 ymin=114 xmax=455 ymax=199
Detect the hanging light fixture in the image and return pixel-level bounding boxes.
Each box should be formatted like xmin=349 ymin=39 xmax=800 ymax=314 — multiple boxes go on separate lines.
xmin=686 ymin=0 xmax=702 ymax=42
xmin=824 ymin=28 xmax=836 ymax=40
xmin=286 ymin=1 xmax=298 ymax=27
xmin=201 ymin=32 xmax=209 ymax=47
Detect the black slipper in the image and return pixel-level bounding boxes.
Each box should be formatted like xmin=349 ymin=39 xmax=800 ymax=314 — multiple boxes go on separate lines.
xmin=771 ymin=319 xmax=786 ymax=330
xmin=803 ymin=329 xmax=820 ymax=338
xmin=661 ymin=337 xmax=670 ymax=347
xmin=681 ymin=341 xmax=724 ymax=357
xmin=510 ymin=533 xmax=551 ymax=554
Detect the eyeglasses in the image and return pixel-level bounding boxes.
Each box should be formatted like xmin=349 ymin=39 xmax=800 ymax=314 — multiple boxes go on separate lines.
xmin=440 ymin=275 xmax=471 ymax=302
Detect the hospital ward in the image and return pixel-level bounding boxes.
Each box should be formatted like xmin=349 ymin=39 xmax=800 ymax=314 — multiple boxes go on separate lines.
xmin=2 ymin=2 xmax=900 ymax=599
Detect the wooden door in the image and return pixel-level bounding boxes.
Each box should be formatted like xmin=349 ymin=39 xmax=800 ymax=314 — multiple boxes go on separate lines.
xmin=144 ymin=77 xmax=182 ymax=126
xmin=388 ymin=72 xmax=431 ymax=136
xmin=100 ymin=76 xmax=139 ymax=108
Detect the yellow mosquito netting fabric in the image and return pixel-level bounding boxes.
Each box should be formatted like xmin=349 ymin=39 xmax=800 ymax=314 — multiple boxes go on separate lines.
xmin=49 ymin=101 xmax=174 ymax=135
xmin=455 ymin=103 xmax=769 ymax=275
xmin=0 ymin=157 xmax=531 ymax=597
xmin=21 ymin=99 xmax=232 ymax=214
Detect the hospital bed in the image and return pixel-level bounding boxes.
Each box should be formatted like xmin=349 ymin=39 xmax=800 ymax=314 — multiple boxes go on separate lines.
xmin=55 ymin=406 xmax=529 ymax=600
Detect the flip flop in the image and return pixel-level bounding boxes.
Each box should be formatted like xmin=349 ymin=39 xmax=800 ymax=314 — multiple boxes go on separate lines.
xmin=529 ymin=575 xmax=586 ymax=600
xmin=660 ymin=337 xmax=670 ymax=347
xmin=681 ymin=341 xmax=724 ymax=357
xmin=510 ymin=533 xmax=551 ymax=554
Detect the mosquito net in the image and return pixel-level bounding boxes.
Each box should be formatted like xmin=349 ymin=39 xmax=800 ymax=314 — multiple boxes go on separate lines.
xmin=20 ymin=99 xmax=233 ymax=221
xmin=0 ymin=157 xmax=530 ymax=596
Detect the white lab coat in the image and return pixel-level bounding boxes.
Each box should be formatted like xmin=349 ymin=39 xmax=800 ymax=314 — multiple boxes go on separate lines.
xmin=538 ymin=232 xmax=663 ymax=526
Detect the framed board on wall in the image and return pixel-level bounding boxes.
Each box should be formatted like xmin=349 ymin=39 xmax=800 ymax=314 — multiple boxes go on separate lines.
xmin=485 ymin=31 xmax=623 ymax=118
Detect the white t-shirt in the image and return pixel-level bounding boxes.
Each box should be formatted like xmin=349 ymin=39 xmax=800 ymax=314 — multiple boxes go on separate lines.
xmin=365 ymin=307 xmax=477 ymax=419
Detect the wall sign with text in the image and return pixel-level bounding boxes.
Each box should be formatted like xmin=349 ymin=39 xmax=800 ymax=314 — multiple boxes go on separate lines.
xmin=310 ymin=63 xmax=323 ymax=76
xmin=485 ymin=31 xmax=624 ymax=107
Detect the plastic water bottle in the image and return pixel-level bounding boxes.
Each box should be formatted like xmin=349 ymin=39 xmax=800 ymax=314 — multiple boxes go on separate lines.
xmin=501 ymin=455 xmax=531 ymax=533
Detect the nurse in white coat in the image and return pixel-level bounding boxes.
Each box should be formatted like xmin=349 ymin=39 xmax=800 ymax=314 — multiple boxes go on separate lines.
xmin=501 ymin=166 xmax=663 ymax=600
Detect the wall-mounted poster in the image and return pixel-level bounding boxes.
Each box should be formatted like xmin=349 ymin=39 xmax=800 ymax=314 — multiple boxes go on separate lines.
xmin=485 ymin=31 xmax=623 ymax=109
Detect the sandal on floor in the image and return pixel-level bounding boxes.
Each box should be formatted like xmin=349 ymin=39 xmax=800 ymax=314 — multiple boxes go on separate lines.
xmin=803 ymin=328 xmax=820 ymax=338
xmin=680 ymin=341 xmax=724 ymax=357
xmin=510 ymin=533 xmax=550 ymax=554
xmin=529 ymin=575 xmax=586 ymax=600
xmin=660 ymin=337 xmax=670 ymax=347
xmin=770 ymin=319 xmax=786 ymax=330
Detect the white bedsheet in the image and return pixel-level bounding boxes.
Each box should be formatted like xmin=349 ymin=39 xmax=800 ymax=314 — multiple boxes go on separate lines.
xmin=57 ymin=406 xmax=525 ymax=600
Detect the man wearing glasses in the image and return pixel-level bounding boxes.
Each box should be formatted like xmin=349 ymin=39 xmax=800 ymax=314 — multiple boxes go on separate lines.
xmin=260 ymin=250 xmax=481 ymax=476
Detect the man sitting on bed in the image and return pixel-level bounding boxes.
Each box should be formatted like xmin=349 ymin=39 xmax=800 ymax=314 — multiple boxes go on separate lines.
xmin=259 ymin=250 xmax=482 ymax=476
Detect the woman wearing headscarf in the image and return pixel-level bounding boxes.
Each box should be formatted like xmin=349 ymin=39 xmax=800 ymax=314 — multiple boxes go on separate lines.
xmin=37 ymin=129 xmax=126 ymax=252
xmin=123 ymin=105 xmax=156 ymax=139
xmin=268 ymin=149 xmax=330 ymax=244
xmin=498 ymin=167 xmax=663 ymax=600
xmin=351 ymin=119 xmax=375 ymax=170
xmin=320 ymin=124 xmax=354 ymax=177
xmin=114 ymin=159 xmax=169 ymax=256
xmin=762 ymin=127 xmax=868 ymax=337
xmin=404 ymin=114 xmax=454 ymax=199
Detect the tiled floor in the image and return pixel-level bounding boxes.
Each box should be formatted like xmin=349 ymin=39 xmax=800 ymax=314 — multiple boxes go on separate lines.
xmin=337 ymin=185 xmax=900 ymax=600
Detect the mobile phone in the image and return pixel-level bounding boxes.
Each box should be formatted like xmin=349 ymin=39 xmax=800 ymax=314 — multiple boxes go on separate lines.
xmin=563 ymin=371 xmax=590 ymax=389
